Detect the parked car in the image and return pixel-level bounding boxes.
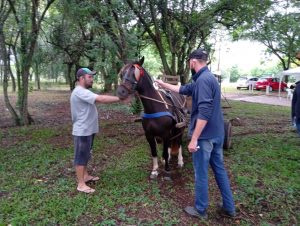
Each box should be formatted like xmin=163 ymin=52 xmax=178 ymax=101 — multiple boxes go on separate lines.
xmin=255 ymin=77 xmax=287 ymax=91
xmin=236 ymin=77 xmax=258 ymax=90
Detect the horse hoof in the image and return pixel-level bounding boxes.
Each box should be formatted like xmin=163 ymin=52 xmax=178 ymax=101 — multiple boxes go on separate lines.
xmin=166 ymin=167 xmax=171 ymax=172
xmin=178 ymin=163 xmax=184 ymax=168
xmin=163 ymin=176 xmax=172 ymax=181
xmin=150 ymin=175 xmax=157 ymax=179
xmin=150 ymin=171 xmax=158 ymax=179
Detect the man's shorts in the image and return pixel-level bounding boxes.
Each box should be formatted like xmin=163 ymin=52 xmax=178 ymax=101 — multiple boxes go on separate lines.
xmin=73 ymin=134 xmax=95 ymax=166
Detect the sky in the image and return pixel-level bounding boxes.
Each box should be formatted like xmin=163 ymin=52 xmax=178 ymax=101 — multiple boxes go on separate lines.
xmin=210 ymin=39 xmax=279 ymax=75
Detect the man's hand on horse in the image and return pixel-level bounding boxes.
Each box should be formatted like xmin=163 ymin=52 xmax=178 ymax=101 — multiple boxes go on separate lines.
xmin=154 ymin=79 xmax=165 ymax=88
xmin=119 ymin=95 xmax=133 ymax=104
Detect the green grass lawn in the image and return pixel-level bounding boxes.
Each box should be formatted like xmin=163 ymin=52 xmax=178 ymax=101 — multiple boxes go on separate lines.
xmin=0 ymin=100 xmax=299 ymax=225
xmin=224 ymin=101 xmax=299 ymax=225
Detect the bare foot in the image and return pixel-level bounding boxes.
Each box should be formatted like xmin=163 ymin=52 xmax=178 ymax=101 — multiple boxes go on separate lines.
xmin=84 ymin=175 xmax=100 ymax=183
xmin=77 ymin=184 xmax=95 ymax=194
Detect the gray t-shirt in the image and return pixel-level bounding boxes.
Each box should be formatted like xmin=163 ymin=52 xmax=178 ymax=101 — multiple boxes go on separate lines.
xmin=70 ymin=86 xmax=99 ymax=136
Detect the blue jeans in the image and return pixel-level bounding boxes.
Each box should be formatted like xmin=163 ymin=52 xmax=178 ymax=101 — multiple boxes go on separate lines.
xmin=192 ymin=136 xmax=235 ymax=213
xmin=296 ymin=117 xmax=300 ymax=135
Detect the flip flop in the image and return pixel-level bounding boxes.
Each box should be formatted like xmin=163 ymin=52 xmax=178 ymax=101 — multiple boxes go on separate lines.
xmin=77 ymin=187 xmax=95 ymax=194
xmin=85 ymin=176 xmax=100 ymax=183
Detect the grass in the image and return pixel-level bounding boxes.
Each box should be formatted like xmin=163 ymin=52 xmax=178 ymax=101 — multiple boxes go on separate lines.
xmin=0 ymin=117 xmax=183 ymax=225
xmin=232 ymin=134 xmax=299 ymax=221
xmin=0 ymin=98 xmax=299 ymax=225
xmin=224 ymin=101 xmax=299 ymax=225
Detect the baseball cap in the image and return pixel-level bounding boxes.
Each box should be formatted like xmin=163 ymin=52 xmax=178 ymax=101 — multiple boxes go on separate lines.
xmin=76 ymin=68 xmax=96 ymax=78
xmin=187 ymin=48 xmax=208 ymax=61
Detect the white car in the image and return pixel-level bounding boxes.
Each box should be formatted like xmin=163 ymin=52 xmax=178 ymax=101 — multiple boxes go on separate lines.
xmin=236 ymin=77 xmax=258 ymax=90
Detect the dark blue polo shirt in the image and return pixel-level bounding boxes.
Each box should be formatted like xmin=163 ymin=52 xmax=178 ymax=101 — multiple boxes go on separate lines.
xmin=292 ymin=81 xmax=300 ymax=119
xmin=179 ymin=66 xmax=224 ymax=139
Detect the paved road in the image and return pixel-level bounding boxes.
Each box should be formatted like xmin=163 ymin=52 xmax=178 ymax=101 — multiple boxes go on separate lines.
xmin=223 ymin=93 xmax=291 ymax=107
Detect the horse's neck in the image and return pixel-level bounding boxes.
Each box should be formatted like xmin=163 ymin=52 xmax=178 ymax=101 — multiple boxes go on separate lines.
xmin=138 ymin=76 xmax=168 ymax=114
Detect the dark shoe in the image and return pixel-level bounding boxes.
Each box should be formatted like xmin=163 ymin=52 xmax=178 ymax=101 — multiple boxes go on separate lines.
xmin=217 ymin=204 xmax=236 ymax=218
xmin=184 ymin=206 xmax=207 ymax=219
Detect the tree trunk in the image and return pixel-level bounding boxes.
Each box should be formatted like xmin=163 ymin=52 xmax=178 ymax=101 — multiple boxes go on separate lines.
xmin=0 ymin=65 xmax=2 ymax=83
xmin=19 ymin=66 xmax=34 ymax=125
xmin=10 ymin=45 xmax=21 ymax=93
xmin=66 ymin=63 xmax=74 ymax=90
xmin=8 ymin=60 xmax=16 ymax=92
xmin=7 ymin=0 xmax=56 ymax=126
xmin=35 ymin=61 xmax=41 ymax=90
xmin=102 ymin=67 xmax=112 ymax=92
xmin=0 ymin=25 xmax=21 ymax=125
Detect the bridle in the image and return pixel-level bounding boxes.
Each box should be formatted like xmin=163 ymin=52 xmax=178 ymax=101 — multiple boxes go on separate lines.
xmin=119 ymin=64 xmax=144 ymax=94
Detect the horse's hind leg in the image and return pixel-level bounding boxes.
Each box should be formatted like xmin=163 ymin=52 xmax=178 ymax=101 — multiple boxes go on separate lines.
xmin=145 ymin=134 xmax=159 ymax=179
xmin=170 ymin=138 xmax=184 ymax=168
xmin=178 ymin=145 xmax=184 ymax=168
xmin=177 ymin=136 xmax=184 ymax=168
xmin=163 ymin=141 xmax=170 ymax=172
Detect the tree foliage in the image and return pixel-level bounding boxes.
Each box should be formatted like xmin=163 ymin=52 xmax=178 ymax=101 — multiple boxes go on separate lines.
xmin=126 ymin=0 xmax=241 ymax=83
xmin=230 ymin=0 xmax=300 ymax=70
xmin=1 ymin=0 xmax=299 ymax=126
xmin=1 ymin=0 xmax=56 ymax=126
xmin=228 ymin=65 xmax=240 ymax=82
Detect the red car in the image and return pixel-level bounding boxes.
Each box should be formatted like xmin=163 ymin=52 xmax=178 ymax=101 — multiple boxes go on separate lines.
xmin=255 ymin=77 xmax=287 ymax=91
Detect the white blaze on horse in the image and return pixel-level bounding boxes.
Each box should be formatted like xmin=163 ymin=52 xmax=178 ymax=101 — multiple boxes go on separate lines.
xmin=117 ymin=57 xmax=187 ymax=179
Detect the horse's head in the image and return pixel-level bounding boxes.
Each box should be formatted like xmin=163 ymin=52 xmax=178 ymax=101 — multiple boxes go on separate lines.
xmin=117 ymin=57 xmax=145 ymax=99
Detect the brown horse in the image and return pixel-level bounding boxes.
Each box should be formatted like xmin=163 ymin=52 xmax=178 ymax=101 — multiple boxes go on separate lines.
xmin=117 ymin=57 xmax=187 ymax=179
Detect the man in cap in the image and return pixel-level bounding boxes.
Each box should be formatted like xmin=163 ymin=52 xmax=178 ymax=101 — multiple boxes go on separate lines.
xmin=155 ymin=49 xmax=236 ymax=219
xmin=292 ymin=79 xmax=300 ymax=135
xmin=71 ymin=67 xmax=125 ymax=193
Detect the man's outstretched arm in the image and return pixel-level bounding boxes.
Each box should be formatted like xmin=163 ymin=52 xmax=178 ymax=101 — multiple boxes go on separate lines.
xmin=155 ymin=80 xmax=181 ymax=93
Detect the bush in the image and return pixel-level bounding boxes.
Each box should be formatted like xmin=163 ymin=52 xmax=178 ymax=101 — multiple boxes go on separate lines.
xmin=130 ymin=97 xmax=142 ymax=114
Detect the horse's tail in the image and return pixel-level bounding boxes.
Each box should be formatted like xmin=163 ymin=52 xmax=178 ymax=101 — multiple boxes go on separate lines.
xmin=170 ymin=141 xmax=180 ymax=156
xmin=170 ymin=127 xmax=184 ymax=156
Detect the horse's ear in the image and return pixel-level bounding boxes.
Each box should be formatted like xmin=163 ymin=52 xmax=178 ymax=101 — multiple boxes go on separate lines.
xmin=138 ymin=56 xmax=144 ymax=66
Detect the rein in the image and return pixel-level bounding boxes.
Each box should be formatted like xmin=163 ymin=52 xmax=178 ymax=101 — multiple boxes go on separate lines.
xmin=138 ymin=91 xmax=186 ymax=110
xmin=170 ymin=130 xmax=184 ymax=141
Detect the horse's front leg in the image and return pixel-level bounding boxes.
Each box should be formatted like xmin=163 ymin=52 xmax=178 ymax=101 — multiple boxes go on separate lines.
xmin=145 ymin=134 xmax=159 ymax=179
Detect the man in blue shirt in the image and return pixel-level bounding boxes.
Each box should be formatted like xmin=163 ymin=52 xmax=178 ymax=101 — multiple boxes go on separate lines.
xmin=292 ymin=80 xmax=300 ymax=135
xmin=155 ymin=49 xmax=236 ymax=219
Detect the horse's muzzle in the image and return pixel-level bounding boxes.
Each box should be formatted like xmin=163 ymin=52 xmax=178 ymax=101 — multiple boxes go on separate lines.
xmin=117 ymin=85 xmax=130 ymax=100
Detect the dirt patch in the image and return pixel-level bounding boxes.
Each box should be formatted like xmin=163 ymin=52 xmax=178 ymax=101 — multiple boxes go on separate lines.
xmin=0 ymin=90 xmax=71 ymax=128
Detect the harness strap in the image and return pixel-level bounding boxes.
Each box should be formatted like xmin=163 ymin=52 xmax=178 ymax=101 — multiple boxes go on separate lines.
xmin=139 ymin=94 xmax=170 ymax=106
xmin=156 ymin=90 xmax=169 ymax=109
xmin=142 ymin=112 xmax=173 ymax=119
xmin=138 ymin=93 xmax=186 ymax=123
xmin=139 ymin=92 xmax=185 ymax=109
